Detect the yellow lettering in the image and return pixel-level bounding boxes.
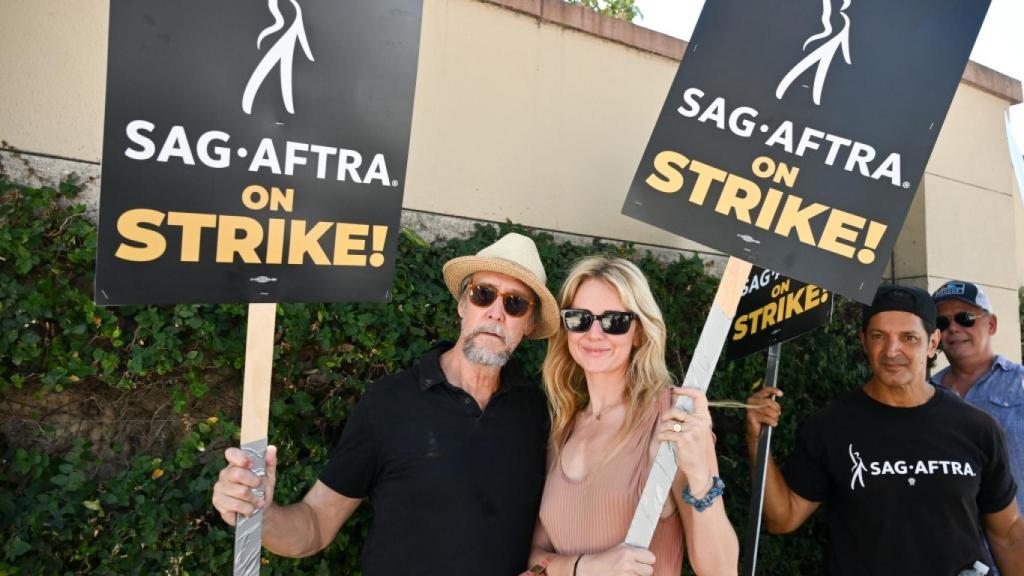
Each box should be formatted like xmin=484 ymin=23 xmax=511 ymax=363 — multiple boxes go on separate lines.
xmin=115 ymin=209 xmax=166 ymax=262
xmin=242 ymin=185 xmax=268 ymax=210
xmin=167 ymin=211 xmax=217 ymax=262
xmin=288 ymin=220 xmax=332 ymax=265
xmin=333 ymin=223 xmax=369 ymax=266
xmin=754 ymin=188 xmax=784 ymax=230
xmin=714 ymin=174 xmax=762 ymax=223
xmin=733 ymin=315 xmax=749 ymax=340
xmin=760 ymin=302 xmax=778 ymax=331
xmin=269 ymin=187 xmax=294 ymax=212
xmin=645 ymin=151 xmax=690 ymax=193
xmin=805 ymin=285 xmax=821 ymax=310
xmin=784 ymin=287 xmax=806 ymax=319
xmin=774 ymin=194 xmax=829 ymax=245
xmin=216 ymin=215 xmax=263 ymax=263
xmin=265 ymin=218 xmax=286 ymax=264
xmin=687 ymin=160 xmax=728 ymax=206
xmin=818 ymin=208 xmax=866 ymax=259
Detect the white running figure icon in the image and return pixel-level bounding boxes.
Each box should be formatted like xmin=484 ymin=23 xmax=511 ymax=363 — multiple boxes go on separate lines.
xmin=242 ymin=0 xmax=315 ymax=115
xmin=849 ymin=443 xmax=867 ymax=490
xmin=775 ymin=0 xmax=851 ymax=106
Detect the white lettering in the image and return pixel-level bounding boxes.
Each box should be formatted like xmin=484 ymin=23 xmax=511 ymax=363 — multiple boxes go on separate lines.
xmin=336 ymin=150 xmax=363 ymax=183
xmin=284 ymin=141 xmax=309 ymax=176
xmin=125 ymin=120 xmax=156 ymax=160
xmin=196 ymin=131 xmax=231 ymax=169
xmin=872 ymin=152 xmax=902 ymax=186
xmin=363 ymin=153 xmax=391 ymax=186
xmin=765 ymin=121 xmax=794 ymax=153
xmin=676 ymin=87 xmax=704 ymax=118
xmin=250 ymin=138 xmax=282 ymax=174
xmin=156 ymin=126 xmax=196 ymax=165
xmin=845 ymin=142 xmax=876 ymax=177
xmin=795 ymin=127 xmax=824 ymax=157
xmin=309 ymin=144 xmax=337 ymax=179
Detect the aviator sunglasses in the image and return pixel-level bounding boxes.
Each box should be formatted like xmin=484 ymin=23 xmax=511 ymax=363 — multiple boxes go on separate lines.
xmin=466 ymin=283 xmax=534 ymax=317
xmin=560 ymin=309 xmax=637 ymax=335
xmin=936 ymin=311 xmax=987 ymax=331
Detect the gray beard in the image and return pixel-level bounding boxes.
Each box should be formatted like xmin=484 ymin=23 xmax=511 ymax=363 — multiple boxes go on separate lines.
xmin=462 ymin=325 xmax=511 ymax=367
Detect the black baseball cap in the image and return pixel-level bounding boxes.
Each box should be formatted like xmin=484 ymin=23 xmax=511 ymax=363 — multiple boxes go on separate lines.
xmin=862 ymin=284 xmax=937 ymax=333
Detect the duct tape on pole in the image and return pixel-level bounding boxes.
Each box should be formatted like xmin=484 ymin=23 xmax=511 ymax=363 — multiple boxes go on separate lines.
xmin=233 ymin=303 xmax=277 ymax=576
xmin=624 ymin=256 xmax=751 ymax=548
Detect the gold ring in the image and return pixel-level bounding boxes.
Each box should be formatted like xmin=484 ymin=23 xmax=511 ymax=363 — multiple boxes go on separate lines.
xmin=672 ymin=423 xmax=682 ymax=433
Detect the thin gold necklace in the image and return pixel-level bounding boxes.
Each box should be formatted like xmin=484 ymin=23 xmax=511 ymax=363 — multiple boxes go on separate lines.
xmin=589 ymin=400 xmax=625 ymax=421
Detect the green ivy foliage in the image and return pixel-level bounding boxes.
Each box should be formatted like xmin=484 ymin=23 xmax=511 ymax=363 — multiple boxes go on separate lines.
xmin=1 ymin=175 xmax=878 ymax=574
xmin=563 ymin=0 xmax=642 ymax=21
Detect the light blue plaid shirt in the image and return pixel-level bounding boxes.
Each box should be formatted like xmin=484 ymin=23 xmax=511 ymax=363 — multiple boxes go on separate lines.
xmin=931 ymin=355 xmax=1024 ymax=512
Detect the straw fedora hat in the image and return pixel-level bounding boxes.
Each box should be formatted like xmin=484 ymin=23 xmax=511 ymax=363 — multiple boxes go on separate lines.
xmin=442 ymin=233 xmax=559 ymax=339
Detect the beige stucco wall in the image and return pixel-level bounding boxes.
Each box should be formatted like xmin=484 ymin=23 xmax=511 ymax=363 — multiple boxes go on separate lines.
xmin=0 ymin=1 xmax=108 ymax=161
xmin=917 ymin=83 xmax=1022 ymax=364
xmin=2 ymin=0 xmax=1022 ymax=361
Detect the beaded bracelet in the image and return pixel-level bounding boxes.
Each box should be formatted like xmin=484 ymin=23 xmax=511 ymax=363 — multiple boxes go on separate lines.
xmin=682 ymin=475 xmax=725 ymax=512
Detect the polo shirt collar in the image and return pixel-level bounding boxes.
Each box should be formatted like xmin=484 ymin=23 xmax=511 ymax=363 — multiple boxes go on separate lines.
xmin=930 ymin=354 xmax=1015 ymax=389
xmin=993 ymin=354 xmax=1016 ymax=372
xmin=417 ymin=341 xmax=532 ymax=391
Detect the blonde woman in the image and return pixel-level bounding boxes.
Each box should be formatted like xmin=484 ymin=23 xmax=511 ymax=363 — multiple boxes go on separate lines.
xmin=525 ymin=256 xmax=738 ymax=576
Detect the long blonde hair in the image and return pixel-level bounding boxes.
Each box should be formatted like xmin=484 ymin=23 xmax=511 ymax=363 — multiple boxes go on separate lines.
xmin=543 ymin=256 xmax=674 ymax=454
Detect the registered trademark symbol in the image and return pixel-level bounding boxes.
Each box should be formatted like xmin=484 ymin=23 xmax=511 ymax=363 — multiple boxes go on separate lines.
xmin=392 ymin=180 xmax=399 ymax=186
xmin=902 ymin=181 xmax=910 ymax=189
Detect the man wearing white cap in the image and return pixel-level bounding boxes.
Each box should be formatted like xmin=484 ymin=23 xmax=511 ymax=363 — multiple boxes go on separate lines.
xmin=212 ymin=233 xmax=560 ymax=575
xmin=931 ymin=280 xmax=1024 ymax=511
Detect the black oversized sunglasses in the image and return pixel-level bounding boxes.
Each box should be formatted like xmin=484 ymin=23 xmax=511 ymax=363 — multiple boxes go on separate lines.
xmin=466 ymin=283 xmax=534 ymax=317
xmin=560 ymin=309 xmax=637 ymax=335
xmin=936 ymin=311 xmax=987 ymax=331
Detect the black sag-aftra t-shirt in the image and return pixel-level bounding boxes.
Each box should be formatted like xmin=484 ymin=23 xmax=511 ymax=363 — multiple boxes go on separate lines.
xmin=319 ymin=343 xmax=549 ymax=576
xmin=784 ymin=386 xmax=1016 ymax=576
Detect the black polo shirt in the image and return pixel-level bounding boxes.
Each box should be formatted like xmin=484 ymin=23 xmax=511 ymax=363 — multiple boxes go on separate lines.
xmin=319 ymin=343 xmax=549 ymax=576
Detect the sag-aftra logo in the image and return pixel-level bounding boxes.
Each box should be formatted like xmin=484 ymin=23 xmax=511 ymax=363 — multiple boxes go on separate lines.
xmin=847 ymin=443 xmax=977 ymax=491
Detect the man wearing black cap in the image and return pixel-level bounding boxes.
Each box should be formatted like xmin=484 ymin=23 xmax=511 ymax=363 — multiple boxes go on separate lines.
xmin=211 ymin=233 xmax=560 ymax=575
xmin=931 ymin=280 xmax=1024 ymax=512
xmin=746 ymin=284 xmax=1024 ymax=574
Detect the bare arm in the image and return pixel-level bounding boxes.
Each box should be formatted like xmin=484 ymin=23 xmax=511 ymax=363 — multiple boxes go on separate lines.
xmin=745 ymin=387 xmax=820 ymax=534
xmin=660 ymin=387 xmax=739 ymax=575
xmin=262 ymin=481 xmax=362 ymax=557
xmin=983 ymin=500 xmax=1024 ymax=575
xmin=212 ymin=446 xmax=362 ymax=558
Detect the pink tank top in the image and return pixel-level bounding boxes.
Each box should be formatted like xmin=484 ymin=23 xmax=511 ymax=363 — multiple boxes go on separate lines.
xmin=538 ymin=388 xmax=684 ymax=575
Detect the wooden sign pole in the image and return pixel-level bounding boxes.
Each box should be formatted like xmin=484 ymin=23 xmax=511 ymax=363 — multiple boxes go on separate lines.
xmin=233 ymin=303 xmax=277 ymax=576
xmin=625 ymin=256 xmax=752 ymax=547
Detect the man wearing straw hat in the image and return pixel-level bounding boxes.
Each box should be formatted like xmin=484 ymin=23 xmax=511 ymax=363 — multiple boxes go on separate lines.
xmin=212 ymin=232 xmax=560 ymax=575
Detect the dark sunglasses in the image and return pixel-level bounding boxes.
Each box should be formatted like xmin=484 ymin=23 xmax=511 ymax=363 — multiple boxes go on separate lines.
xmin=466 ymin=283 xmax=534 ymax=317
xmin=560 ymin=309 xmax=637 ymax=335
xmin=936 ymin=311 xmax=987 ymax=331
